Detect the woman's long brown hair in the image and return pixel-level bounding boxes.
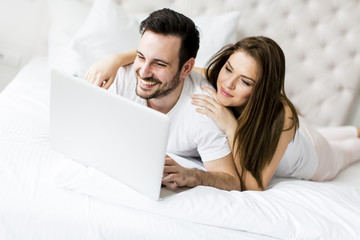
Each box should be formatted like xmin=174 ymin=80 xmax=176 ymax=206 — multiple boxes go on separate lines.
xmin=206 ymin=36 xmax=299 ymax=189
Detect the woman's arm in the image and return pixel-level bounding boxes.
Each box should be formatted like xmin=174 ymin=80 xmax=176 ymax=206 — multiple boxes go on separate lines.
xmin=85 ymin=50 xmax=137 ymax=89
xmin=192 ymin=87 xmax=296 ymax=190
xmin=234 ymin=104 xmax=296 ymax=190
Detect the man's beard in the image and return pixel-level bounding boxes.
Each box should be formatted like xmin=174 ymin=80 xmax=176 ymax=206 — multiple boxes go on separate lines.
xmin=135 ymin=70 xmax=182 ymax=100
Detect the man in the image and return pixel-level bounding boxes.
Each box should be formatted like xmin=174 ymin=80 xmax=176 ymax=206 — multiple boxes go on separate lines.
xmin=87 ymin=8 xmax=240 ymax=191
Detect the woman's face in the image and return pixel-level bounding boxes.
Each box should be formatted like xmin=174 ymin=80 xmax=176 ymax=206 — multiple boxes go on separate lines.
xmin=216 ymin=51 xmax=260 ymax=107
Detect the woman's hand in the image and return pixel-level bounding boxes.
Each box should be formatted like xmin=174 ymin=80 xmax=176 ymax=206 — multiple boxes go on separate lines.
xmin=192 ymin=86 xmax=237 ymax=137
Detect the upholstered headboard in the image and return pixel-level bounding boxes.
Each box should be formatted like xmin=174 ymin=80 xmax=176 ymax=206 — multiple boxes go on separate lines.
xmin=47 ymin=0 xmax=360 ymax=127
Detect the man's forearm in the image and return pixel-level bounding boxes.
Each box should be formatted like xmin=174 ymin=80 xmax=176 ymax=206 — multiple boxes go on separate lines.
xmin=186 ymin=168 xmax=241 ymax=191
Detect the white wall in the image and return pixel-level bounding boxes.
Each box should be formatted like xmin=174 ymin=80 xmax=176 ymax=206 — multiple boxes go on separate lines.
xmin=0 ymin=0 xmax=48 ymax=64
xmin=0 ymin=0 xmax=48 ymax=90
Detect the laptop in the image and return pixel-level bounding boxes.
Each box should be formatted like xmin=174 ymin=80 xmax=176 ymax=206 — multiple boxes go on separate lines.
xmin=49 ymin=69 xmax=170 ymax=200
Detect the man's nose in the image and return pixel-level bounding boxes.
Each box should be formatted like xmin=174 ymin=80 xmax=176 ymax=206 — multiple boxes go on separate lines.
xmin=138 ymin=62 xmax=153 ymax=79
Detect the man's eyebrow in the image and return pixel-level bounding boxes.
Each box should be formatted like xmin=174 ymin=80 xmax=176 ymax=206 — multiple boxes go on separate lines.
xmin=136 ymin=50 xmax=170 ymax=66
xmin=227 ymin=61 xmax=256 ymax=83
xmin=154 ymin=58 xmax=170 ymax=66
xmin=136 ymin=50 xmax=144 ymax=57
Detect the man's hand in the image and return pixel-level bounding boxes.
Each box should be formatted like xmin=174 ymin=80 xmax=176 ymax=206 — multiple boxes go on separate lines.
xmin=162 ymin=156 xmax=195 ymax=190
xmin=162 ymin=155 xmax=241 ymax=191
xmin=84 ymin=54 xmax=121 ymax=89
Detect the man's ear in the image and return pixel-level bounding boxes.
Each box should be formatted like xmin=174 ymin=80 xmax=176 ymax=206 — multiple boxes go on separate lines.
xmin=180 ymin=58 xmax=195 ymax=79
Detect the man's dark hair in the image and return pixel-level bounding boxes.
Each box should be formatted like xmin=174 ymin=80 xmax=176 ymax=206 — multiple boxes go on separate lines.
xmin=139 ymin=8 xmax=200 ymax=70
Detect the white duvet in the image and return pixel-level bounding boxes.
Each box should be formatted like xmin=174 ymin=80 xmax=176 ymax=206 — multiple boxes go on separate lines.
xmin=1 ymin=57 xmax=360 ymax=240
xmin=59 ymin=162 xmax=360 ymax=239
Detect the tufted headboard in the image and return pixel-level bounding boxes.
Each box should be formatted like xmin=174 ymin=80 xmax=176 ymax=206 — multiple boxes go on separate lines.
xmin=121 ymin=0 xmax=360 ymax=127
xmin=47 ymin=0 xmax=360 ymax=127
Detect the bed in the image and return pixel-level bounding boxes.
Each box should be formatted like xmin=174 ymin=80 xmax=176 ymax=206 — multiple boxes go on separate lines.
xmin=1 ymin=0 xmax=360 ymax=239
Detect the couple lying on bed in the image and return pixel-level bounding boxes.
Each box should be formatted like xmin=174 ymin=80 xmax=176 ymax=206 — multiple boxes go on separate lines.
xmin=85 ymin=8 xmax=360 ymax=191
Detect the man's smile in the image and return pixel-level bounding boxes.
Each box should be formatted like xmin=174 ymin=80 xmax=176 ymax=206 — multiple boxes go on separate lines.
xmin=140 ymin=79 xmax=158 ymax=87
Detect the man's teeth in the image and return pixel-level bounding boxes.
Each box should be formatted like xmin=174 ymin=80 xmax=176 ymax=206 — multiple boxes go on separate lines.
xmin=141 ymin=79 xmax=157 ymax=86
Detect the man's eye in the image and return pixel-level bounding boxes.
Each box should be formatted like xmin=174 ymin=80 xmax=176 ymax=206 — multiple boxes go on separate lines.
xmin=155 ymin=63 xmax=166 ymax=67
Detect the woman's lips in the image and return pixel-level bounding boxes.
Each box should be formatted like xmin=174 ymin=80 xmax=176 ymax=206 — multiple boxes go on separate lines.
xmin=220 ymin=87 xmax=233 ymax=97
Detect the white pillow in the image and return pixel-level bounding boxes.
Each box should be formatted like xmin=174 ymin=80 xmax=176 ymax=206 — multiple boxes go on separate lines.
xmin=70 ymin=0 xmax=240 ymax=76
xmin=194 ymin=11 xmax=240 ymax=68
xmin=70 ymin=0 xmax=140 ymax=76
xmin=47 ymin=0 xmax=92 ymax=76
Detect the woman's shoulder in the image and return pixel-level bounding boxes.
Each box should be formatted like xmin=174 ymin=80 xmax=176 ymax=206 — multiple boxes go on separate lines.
xmin=281 ymin=100 xmax=298 ymax=131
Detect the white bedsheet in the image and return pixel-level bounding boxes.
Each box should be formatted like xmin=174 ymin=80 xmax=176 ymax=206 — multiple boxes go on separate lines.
xmin=0 ymin=56 xmax=275 ymax=240
xmin=1 ymin=57 xmax=360 ymax=240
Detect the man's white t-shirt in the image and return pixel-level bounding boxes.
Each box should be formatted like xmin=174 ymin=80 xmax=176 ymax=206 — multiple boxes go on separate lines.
xmin=112 ymin=64 xmax=231 ymax=162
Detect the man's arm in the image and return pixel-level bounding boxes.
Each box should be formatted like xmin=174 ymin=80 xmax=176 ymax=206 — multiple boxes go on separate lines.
xmin=162 ymin=154 xmax=241 ymax=191
xmin=85 ymin=50 xmax=136 ymax=89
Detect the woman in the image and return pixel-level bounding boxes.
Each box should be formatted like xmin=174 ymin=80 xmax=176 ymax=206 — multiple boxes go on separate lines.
xmin=85 ymin=36 xmax=360 ymax=190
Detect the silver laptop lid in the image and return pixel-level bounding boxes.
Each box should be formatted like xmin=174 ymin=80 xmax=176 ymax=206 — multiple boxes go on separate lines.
xmin=49 ymin=69 xmax=170 ymax=200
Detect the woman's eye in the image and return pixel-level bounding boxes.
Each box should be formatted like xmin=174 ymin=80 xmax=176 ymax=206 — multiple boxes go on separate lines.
xmin=241 ymin=79 xmax=250 ymax=86
xmin=225 ymin=66 xmax=232 ymax=73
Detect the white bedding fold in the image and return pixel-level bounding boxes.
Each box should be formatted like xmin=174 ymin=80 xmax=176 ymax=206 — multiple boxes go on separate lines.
xmin=58 ymin=162 xmax=360 ymax=239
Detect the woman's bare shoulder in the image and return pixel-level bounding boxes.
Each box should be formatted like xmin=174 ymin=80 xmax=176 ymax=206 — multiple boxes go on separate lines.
xmin=281 ymin=101 xmax=297 ymax=131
